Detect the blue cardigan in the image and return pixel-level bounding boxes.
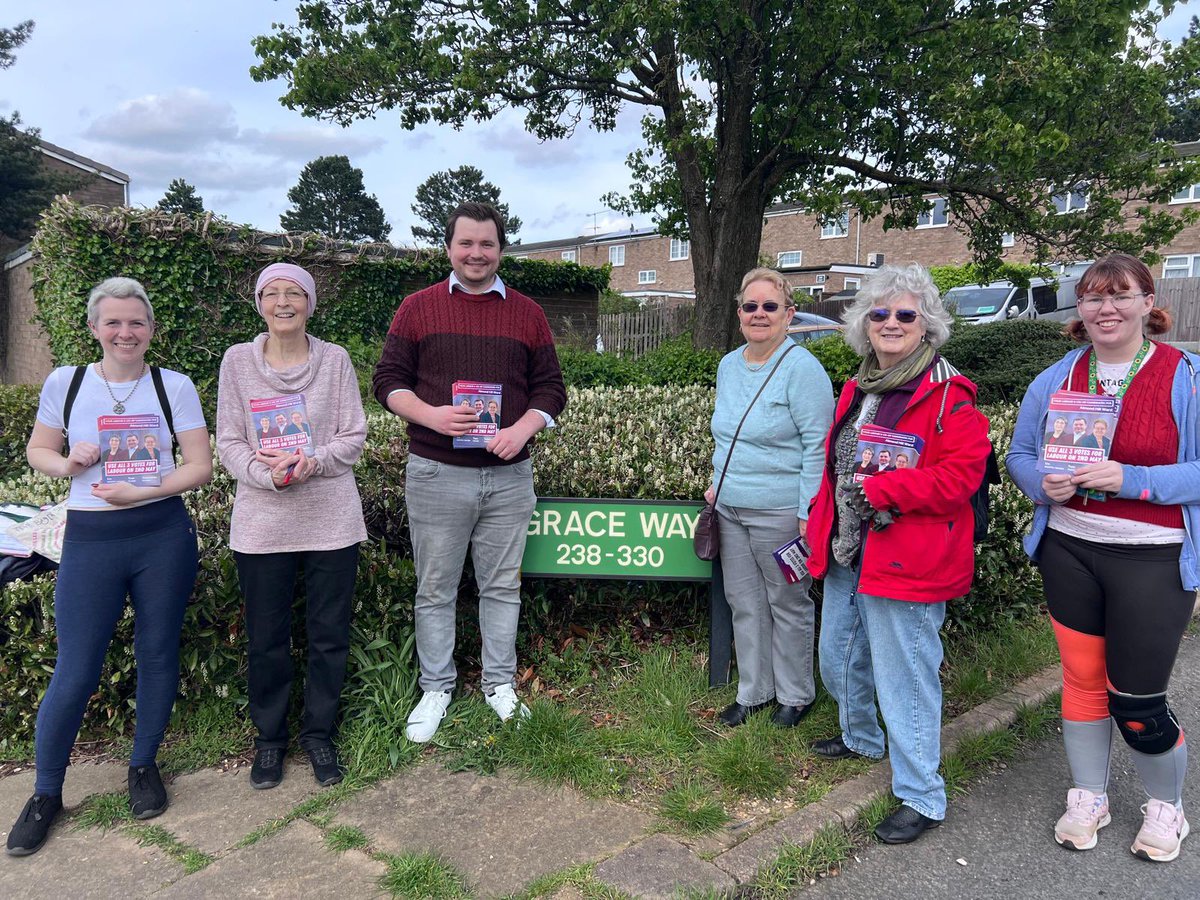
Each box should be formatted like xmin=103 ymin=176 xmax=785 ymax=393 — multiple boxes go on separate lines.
xmin=1006 ymin=345 xmax=1200 ymax=590
xmin=710 ymin=341 xmax=834 ymax=517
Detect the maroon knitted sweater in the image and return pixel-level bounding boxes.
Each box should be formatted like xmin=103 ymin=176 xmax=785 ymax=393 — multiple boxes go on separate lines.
xmin=372 ymin=279 xmax=567 ymax=466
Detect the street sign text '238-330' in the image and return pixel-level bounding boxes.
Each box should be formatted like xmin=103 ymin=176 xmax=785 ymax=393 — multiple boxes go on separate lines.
xmin=522 ymin=498 xmax=713 ymax=580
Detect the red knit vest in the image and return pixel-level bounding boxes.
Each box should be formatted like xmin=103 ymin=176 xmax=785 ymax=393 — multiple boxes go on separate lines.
xmin=1063 ymin=342 xmax=1183 ymax=527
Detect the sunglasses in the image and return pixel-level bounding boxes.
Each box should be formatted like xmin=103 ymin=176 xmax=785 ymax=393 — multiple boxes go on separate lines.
xmin=867 ymin=308 xmax=920 ymax=324
xmin=740 ymin=301 xmax=787 ymax=313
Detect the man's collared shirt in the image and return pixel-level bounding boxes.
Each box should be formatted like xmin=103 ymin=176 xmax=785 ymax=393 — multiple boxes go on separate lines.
xmin=449 ymin=271 xmax=507 ymax=299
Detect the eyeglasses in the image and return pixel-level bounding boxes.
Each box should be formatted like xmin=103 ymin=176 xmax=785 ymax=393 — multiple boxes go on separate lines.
xmin=260 ymin=288 xmax=308 ymax=302
xmin=1077 ymin=293 xmax=1146 ymax=310
xmin=740 ymin=301 xmax=787 ymax=314
xmin=867 ymin=308 xmax=920 ymax=324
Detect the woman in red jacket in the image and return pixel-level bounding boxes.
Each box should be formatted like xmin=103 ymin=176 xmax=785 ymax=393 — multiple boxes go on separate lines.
xmin=806 ymin=263 xmax=991 ymax=844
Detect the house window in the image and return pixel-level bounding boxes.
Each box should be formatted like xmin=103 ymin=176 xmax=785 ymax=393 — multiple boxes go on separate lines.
xmin=638 ymin=269 xmax=657 ymax=284
xmin=1163 ymin=254 xmax=1200 ymax=279
xmin=1053 ymin=188 xmax=1088 ymax=215
xmin=1001 ymin=233 xmax=1016 ymax=248
xmin=561 ymin=250 xmax=576 ymax=262
xmin=777 ymin=250 xmax=802 ymax=268
xmin=915 ymin=198 xmax=948 ymax=228
xmin=844 ymin=277 xmax=861 ymax=290
xmin=821 ymin=212 xmax=849 ymax=239
xmin=1171 ymin=183 xmax=1200 ymax=203
xmin=669 ymin=238 xmax=690 ymax=261
xmin=801 ymin=285 xmax=824 ymax=297
xmin=609 ymin=245 xmax=625 ymax=267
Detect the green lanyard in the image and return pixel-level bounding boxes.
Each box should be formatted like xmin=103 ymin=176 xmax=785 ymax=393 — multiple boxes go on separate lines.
xmin=1087 ymin=339 xmax=1151 ymax=398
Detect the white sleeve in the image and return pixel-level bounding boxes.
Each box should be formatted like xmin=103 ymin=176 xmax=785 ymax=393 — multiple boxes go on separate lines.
xmin=35 ymin=367 xmax=72 ymax=431
xmin=164 ymin=370 xmax=207 ymax=432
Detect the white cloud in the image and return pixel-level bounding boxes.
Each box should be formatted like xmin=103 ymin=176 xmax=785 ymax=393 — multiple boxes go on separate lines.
xmin=84 ymin=88 xmax=238 ymax=151
xmin=240 ymin=126 xmax=385 ymax=162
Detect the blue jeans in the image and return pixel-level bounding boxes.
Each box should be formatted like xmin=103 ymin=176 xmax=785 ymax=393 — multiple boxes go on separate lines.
xmin=405 ymin=454 xmax=536 ymax=693
xmin=818 ymin=560 xmax=948 ymax=820
xmin=716 ymin=504 xmax=815 ymax=708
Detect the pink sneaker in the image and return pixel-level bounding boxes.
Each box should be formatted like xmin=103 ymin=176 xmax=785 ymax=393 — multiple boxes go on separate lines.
xmin=1131 ymin=799 xmax=1190 ymax=862
xmin=1055 ymin=788 xmax=1110 ymax=851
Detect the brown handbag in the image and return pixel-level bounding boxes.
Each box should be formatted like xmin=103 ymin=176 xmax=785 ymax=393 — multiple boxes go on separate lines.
xmin=694 ymin=345 xmax=796 ymax=560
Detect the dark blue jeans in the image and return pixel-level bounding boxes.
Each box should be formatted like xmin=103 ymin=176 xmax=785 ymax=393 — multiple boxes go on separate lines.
xmin=35 ymin=497 xmax=198 ymax=795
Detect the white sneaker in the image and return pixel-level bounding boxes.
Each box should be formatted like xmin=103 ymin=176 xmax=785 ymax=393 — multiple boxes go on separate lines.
xmin=1132 ymin=798 xmax=1190 ymax=862
xmin=1054 ymin=788 xmax=1110 ymax=851
xmin=404 ymin=690 xmax=452 ymax=743
xmin=484 ymin=684 xmax=530 ymax=723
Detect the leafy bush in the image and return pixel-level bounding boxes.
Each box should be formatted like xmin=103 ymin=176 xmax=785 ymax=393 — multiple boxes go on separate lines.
xmin=557 ymin=345 xmax=643 ymax=388
xmin=558 ymin=334 xmax=722 ymax=389
xmin=29 ymin=200 xmax=605 ymax=411
xmin=804 ymin=334 xmax=860 ymax=393
xmin=0 ymin=384 xmax=39 ymax=482
xmin=941 ymin=318 xmax=1073 ymax=405
xmin=0 ymin=387 xmax=1041 ymax=747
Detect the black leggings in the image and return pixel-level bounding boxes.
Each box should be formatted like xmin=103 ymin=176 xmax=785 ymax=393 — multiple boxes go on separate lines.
xmin=1039 ymin=529 xmax=1193 ymax=694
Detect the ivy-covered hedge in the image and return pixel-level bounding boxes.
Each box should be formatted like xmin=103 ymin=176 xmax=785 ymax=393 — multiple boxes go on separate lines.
xmin=0 ymin=386 xmax=1041 ymax=747
xmin=29 ymin=200 xmax=606 ymax=408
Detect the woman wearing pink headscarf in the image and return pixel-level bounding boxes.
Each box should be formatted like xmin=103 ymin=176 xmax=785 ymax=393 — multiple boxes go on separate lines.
xmin=216 ymin=263 xmax=367 ymax=791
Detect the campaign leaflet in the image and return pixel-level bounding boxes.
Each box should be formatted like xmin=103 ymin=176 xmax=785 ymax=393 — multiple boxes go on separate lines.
xmin=452 ymin=380 xmax=503 ymax=449
xmin=248 ymin=394 xmax=315 ymax=456
xmin=98 ymin=415 xmax=162 ymax=486
xmin=1037 ymin=391 xmax=1120 ymax=475
xmin=851 ymin=424 xmax=924 ymax=483
xmin=772 ymin=535 xmax=810 ymax=585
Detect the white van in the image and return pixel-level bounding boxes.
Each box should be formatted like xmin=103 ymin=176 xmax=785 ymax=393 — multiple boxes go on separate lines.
xmin=944 ymin=275 xmax=1082 ymax=324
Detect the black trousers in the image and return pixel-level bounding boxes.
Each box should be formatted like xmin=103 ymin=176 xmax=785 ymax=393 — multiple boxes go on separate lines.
xmin=235 ymin=544 xmax=359 ymax=750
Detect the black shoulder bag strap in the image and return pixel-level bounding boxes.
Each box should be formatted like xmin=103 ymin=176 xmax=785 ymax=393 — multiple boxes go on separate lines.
xmin=710 ymin=344 xmax=796 ymax=506
xmin=149 ymin=366 xmax=179 ymax=464
xmin=61 ymin=365 xmax=87 ymax=441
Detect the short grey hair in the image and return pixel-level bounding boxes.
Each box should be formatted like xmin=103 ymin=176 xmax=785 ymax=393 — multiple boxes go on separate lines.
xmin=86 ymin=277 xmax=154 ymax=326
xmin=841 ymin=263 xmax=951 ymax=355
xmin=736 ymin=267 xmax=795 ymax=306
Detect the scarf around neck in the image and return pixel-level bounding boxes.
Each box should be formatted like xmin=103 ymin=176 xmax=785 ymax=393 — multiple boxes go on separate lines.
xmin=855 ymin=340 xmax=935 ymax=395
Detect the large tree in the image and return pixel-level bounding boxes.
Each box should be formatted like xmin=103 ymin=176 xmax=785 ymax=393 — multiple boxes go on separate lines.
xmin=0 ymin=20 xmax=80 ymax=243
xmin=411 ymin=165 xmax=521 ymax=245
xmin=253 ymin=1 xmax=1200 ymax=349
xmin=280 ymin=154 xmax=391 ymax=241
xmin=1158 ymin=16 xmax=1200 ymax=142
xmin=157 ymin=178 xmax=205 ymax=215
xmin=0 ymin=19 xmax=33 ymax=70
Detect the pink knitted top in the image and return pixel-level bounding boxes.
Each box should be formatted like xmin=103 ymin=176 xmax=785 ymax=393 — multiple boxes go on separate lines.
xmin=217 ymin=334 xmax=368 ymax=553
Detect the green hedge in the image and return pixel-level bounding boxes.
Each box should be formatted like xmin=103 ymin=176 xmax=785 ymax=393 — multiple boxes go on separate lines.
xmin=29 ymin=200 xmax=606 ymax=409
xmin=557 ymin=334 xmax=723 ymax=388
xmin=0 ymin=386 xmax=1041 ymax=748
xmin=940 ymin=319 xmax=1074 ymax=405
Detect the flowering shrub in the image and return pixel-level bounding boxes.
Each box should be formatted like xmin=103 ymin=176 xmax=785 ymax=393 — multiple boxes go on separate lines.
xmin=0 ymin=388 xmax=1039 ymax=748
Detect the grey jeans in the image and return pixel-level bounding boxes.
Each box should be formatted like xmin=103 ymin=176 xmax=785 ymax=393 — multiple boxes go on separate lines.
xmin=716 ymin=503 xmax=816 ymax=708
xmin=405 ymin=454 xmax=537 ymax=693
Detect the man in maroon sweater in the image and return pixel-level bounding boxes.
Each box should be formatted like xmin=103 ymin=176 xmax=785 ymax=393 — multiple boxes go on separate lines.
xmin=373 ymin=202 xmax=567 ymax=743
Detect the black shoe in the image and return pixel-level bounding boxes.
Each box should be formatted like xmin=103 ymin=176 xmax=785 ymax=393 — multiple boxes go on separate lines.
xmin=250 ymin=748 xmax=284 ymax=790
xmin=875 ymin=805 xmax=942 ymax=844
xmin=717 ymin=700 xmax=773 ymax=727
xmin=772 ymin=702 xmax=815 ymax=728
xmin=128 ymin=765 xmax=168 ymax=820
xmin=811 ymin=735 xmax=865 ymax=760
xmin=308 ymin=744 xmax=343 ymax=787
xmin=6 ymin=794 xmax=62 ymax=856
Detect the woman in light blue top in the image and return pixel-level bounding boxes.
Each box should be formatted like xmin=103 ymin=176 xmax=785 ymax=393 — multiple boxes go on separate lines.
xmin=705 ymin=268 xmax=834 ymax=727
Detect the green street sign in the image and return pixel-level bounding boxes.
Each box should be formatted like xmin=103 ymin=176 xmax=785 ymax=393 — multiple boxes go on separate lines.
xmin=523 ymin=498 xmax=713 ymax=580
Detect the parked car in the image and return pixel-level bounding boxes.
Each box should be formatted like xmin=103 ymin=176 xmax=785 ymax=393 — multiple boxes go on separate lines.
xmin=787 ymin=312 xmax=844 ymax=344
xmin=944 ymin=275 xmax=1082 ymax=324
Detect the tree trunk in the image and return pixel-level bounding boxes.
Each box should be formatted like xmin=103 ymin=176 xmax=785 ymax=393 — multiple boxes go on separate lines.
xmin=690 ymin=196 xmax=769 ymax=351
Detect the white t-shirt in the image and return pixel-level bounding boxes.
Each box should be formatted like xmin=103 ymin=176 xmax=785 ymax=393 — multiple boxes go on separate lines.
xmin=36 ymin=365 xmax=207 ymax=510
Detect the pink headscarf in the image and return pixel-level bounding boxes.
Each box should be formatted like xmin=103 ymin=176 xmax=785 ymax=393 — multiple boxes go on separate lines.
xmin=254 ymin=263 xmax=317 ymax=317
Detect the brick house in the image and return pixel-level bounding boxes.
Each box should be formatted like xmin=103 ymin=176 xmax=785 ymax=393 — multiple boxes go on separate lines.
xmin=1 ymin=141 xmax=130 ymax=383
xmin=508 ymin=141 xmax=1200 ymax=301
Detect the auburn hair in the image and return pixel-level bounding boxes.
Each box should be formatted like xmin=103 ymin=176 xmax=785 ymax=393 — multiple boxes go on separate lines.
xmin=1064 ymin=254 xmax=1171 ymax=342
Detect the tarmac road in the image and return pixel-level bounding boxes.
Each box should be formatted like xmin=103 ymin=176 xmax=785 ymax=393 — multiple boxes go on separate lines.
xmin=793 ymin=629 xmax=1200 ymax=900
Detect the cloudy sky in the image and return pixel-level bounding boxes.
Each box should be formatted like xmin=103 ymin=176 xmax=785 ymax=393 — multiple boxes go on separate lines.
xmin=3 ymin=3 xmax=1196 ymax=246
xmin=2 ymin=2 xmax=645 ymax=245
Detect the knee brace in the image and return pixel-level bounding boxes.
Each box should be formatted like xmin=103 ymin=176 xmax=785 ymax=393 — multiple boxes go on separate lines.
xmin=1108 ymin=691 xmax=1180 ymax=755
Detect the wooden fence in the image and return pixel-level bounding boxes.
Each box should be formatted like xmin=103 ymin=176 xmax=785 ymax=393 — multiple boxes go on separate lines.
xmin=1156 ymin=277 xmax=1200 ymax=342
xmin=598 ymin=304 xmax=694 ymax=356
